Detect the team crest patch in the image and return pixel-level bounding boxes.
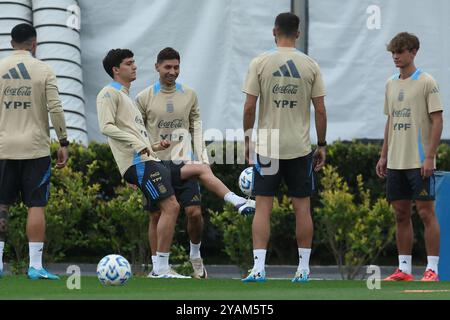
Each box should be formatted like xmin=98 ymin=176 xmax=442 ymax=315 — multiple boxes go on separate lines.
xmin=398 ymin=89 xmax=405 ymax=102
xmin=158 ymin=185 xmax=168 ymax=194
xmin=166 ymin=101 xmax=174 ymax=113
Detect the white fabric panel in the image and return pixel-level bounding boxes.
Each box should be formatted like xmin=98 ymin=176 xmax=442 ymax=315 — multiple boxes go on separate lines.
xmin=44 ymin=60 xmax=83 ymax=81
xmin=32 ymin=0 xmax=87 ymax=145
xmin=79 ymin=0 xmax=291 ymax=142
xmin=35 ymin=43 xmax=81 ymax=63
xmin=0 ymin=1 xmax=32 ymax=60
xmin=309 ymin=0 xmax=450 ymax=141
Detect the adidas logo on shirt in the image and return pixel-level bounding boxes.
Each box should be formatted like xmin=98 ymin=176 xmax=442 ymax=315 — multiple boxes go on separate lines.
xmin=273 ymin=60 xmax=301 ymax=78
xmin=2 ymin=63 xmax=31 ymax=80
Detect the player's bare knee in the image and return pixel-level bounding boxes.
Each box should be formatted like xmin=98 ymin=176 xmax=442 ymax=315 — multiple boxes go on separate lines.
xmin=394 ymin=210 xmax=411 ymax=224
xmin=0 ymin=205 xmax=8 ymax=240
xmin=417 ymin=208 xmax=435 ymax=225
xmin=163 ymin=197 xmax=180 ymax=216
xmin=185 ymin=207 xmax=202 ymax=220
xmin=198 ymin=164 xmax=212 ymax=177
xmin=150 ymin=212 xmax=161 ymax=225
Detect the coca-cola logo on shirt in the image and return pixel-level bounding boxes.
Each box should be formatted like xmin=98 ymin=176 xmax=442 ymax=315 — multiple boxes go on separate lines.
xmin=158 ymin=119 xmax=184 ymax=129
xmin=272 ymin=84 xmax=299 ymax=95
xmin=4 ymin=86 xmax=32 ymax=97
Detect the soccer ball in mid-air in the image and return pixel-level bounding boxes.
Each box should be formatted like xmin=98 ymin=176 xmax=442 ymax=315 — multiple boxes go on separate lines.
xmin=97 ymin=254 xmax=132 ymax=286
xmin=239 ymin=167 xmax=254 ymax=197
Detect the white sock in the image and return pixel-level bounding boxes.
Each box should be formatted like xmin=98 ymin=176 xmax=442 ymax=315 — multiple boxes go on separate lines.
xmin=190 ymin=241 xmax=202 ymax=260
xmin=29 ymin=242 xmax=44 ymax=269
xmin=399 ymin=255 xmax=412 ymax=274
xmin=0 ymin=241 xmax=4 ymax=271
xmin=427 ymin=256 xmax=439 ymax=274
xmin=151 ymin=255 xmax=157 ymax=267
xmin=155 ymin=252 xmax=170 ymax=274
xmin=297 ymin=248 xmax=312 ymax=273
xmin=253 ymin=249 xmax=266 ymax=272
xmin=224 ymin=192 xmax=246 ymax=207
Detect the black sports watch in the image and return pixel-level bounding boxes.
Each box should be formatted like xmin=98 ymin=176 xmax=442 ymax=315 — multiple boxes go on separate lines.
xmin=59 ymin=139 xmax=70 ymax=147
xmin=317 ymin=141 xmax=327 ymax=147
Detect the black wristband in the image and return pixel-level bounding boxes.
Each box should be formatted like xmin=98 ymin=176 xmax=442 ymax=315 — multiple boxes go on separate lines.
xmin=59 ymin=139 xmax=70 ymax=147
xmin=317 ymin=141 xmax=327 ymax=147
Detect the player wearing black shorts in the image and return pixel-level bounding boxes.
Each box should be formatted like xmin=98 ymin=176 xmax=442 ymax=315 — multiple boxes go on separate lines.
xmin=0 ymin=24 xmax=69 ymax=280
xmin=136 ymin=48 xmax=255 ymax=279
xmin=376 ymin=32 xmax=444 ymax=282
xmin=242 ymin=13 xmax=327 ymax=283
xmin=97 ymin=48 xmax=189 ymax=279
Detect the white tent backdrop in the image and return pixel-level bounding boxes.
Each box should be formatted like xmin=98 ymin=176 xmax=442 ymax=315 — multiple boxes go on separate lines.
xmin=308 ymin=0 xmax=450 ymax=140
xmin=79 ymin=0 xmax=291 ymax=142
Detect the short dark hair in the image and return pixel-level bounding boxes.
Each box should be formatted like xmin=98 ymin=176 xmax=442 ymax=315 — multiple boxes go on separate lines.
xmin=275 ymin=12 xmax=300 ymax=37
xmin=102 ymin=49 xmax=134 ymax=79
xmin=11 ymin=23 xmax=36 ymax=43
xmin=157 ymin=47 xmax=180 ymax=64
xmin=387 ymin=32 xmax=420 ymax=53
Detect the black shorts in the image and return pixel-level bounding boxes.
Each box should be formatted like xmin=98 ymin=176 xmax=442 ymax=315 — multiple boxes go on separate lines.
xmin=124 ymin=160 xmax=175 ymax=211
xmin=387 ymin=169 xmax=436 ymax=202
xmin=253 ymin=152 xmax=316 ymax=198
xmin=0 ymin=156 xmax=52 ymax=207
xmin=143 ymin=162 xmax=201 ymax=213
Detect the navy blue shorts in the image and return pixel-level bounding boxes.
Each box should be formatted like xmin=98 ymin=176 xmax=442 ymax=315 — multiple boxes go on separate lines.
xmin=124 ymin=160 xmax=175 ymax=211
xmin=253 ymin=152 xmax=316 ymax=198
xmin=387 ymin=169 xmax=435 ymax=202
xmin=0 ymin=156 xmax=51 ymax=207
xmin=143 ymin=161 xmax=201 ymax=213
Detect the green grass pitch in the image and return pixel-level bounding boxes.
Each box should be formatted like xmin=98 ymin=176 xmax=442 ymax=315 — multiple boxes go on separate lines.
xmin=0 ymin=276 xmax=449 ymax=300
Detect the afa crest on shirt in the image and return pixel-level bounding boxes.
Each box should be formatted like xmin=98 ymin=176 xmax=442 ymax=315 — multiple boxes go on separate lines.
xmin=166 ymin=101 xmax=174 ymax=113
xmin=398 ymin=89 xmax=405 ymax=102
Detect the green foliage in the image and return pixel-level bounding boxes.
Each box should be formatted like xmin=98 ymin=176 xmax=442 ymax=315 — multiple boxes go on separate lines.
xmin=210 ymin=199 xmax=297 ymax=275
xmin=210 ymin=205 xmax=253 ymax=275
xmin=315 ymin=166 xmax=396 ymax=279
xmin=94 ymin=186 xmax=149 ymax=265
xmin=4 ymin=140 xmax=449 ymax=270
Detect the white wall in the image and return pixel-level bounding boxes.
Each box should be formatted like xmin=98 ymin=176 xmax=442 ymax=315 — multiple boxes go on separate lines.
xmin=79 ymin=0 xmax=290 ymax=142
xmin=309 ymin=0 xmax=450 ymax=140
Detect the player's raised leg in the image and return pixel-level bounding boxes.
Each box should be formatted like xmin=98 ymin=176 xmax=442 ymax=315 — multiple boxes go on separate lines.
xmin=179 ymin=164 xmax=255 ymax=215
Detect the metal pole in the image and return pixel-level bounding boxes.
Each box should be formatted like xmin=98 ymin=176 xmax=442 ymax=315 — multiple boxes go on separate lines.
xmin=291 ymin=0 xmax=308 ymax=54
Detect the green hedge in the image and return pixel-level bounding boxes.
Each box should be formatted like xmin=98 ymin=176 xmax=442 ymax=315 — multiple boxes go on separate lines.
xmin=3 ymin=141 xmax=449 ymax=269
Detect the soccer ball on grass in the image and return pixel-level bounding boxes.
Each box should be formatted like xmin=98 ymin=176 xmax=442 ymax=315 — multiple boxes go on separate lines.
xmin=97 ymin=254 xmax=132 ymax=286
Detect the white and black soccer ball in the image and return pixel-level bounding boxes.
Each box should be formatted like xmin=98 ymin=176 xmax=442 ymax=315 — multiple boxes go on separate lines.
xmin=239 ymin=167 xmax=254 ymax=197
xmin=97 ymin=254 xmax=132 ymax=286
